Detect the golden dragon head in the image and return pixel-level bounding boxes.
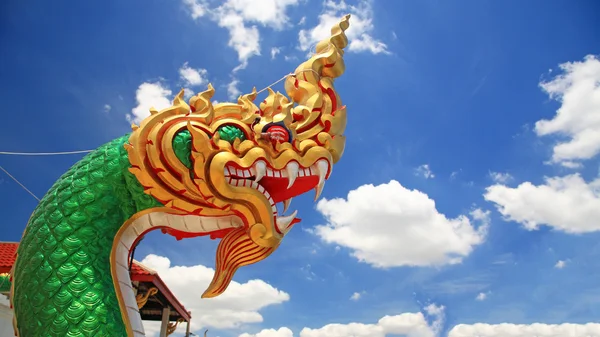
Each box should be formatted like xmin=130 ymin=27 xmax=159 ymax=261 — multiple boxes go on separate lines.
xmin=126 ymin=15 xmax=350 ymax=298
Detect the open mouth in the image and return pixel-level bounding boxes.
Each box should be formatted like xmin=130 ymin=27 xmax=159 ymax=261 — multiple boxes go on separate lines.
xmin=224 ymin=158 xmax=331 ymax=234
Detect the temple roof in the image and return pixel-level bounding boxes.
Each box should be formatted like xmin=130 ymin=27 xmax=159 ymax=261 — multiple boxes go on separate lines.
xmin=130 ymin=259 xmax=191 ymax=322
xmin=0 ymin=241 xmax=17 ymax=274
xmin=0 ymin=241 xmax=190 ymax=322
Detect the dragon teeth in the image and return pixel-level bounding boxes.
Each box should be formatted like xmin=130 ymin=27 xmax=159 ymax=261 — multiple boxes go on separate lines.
xmin=225 ymin=158 xmax=330 ymax=206
xmin=282 ymin=198 xmax=292 ymax=213
xmin=285 ymin=162 xmax=299 ymax=188
xmin=276 ymin=210 xmax=298 ymax=234
xmin=313 ymin=159 xmax=329 ymax=201
xmin=253 ymin=161 xmax=266 ymax=182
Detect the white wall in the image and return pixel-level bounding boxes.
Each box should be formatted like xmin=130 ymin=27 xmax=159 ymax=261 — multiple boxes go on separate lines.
xmin=0 ymin=295 xmax=14 ymax=337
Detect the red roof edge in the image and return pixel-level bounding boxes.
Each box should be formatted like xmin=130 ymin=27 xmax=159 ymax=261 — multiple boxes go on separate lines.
xmin=0 ymin=241 xmax=18 ymax=274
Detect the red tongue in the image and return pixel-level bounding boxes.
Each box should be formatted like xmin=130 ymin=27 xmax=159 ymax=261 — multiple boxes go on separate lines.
xmin=259 ymin=176 xmax=319 ymax=203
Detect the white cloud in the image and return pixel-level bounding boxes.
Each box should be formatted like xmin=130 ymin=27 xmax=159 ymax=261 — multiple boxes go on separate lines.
xmin=484 ymin=174 xmax=600 ymax=233
xmin=484 ymin=56 xmax=600 ymax=234
xmin=183 ymin=87 xmax=195 ymax=100
xmin=240 ymin=327 xmax=294 ymax=337
xmin=139 ymin=254 xmax=289 ymax=336
xmin=450 ymin=169 xmax=461 ymax=180
xmin=475 ymin=292 xmax=488 ymax=301
xmin=555 ymin=260 xmax=567 ymax=269
xmin=299 ymin=308 xmax=441 ymax=337
xmin=298 ymin=16 xmax=306 ymax=25
xmin=535 ymin=55 xmax=600 ymax=167
xmin=243 ymin=306 xmax=443 ymax=337
xmin=179 ymin=62 xmax=208 ymax=86
xmin=182 ymin=0 xmax=207 ymax=19
xmin=182 ymin=0 xmax=300 ymax=70
xmin=448 ymin=323 xmax=600 ymax=337
xmin=349 ymin=292 xmax=362 ymax=301
xmin=313 ymin=180 xmax=488 ymax=268
xmin=215 ymin=9 xmax=261 ymax=72
xmin=228 ymin=77 xmax=242 ymax=100
xmin=103 ymin=104 xmax=111 ymax=113
xmin=489 ymin=171 xmax=513 ymax=184
xmin=271 ymin=47 xmax=281 ymax=59
xmin=127 ymin=82 xmax=172 ymax=124
xmin=298 ymin=0 xmax=389 ymax=55
xmin=557 ymin=160 xmax=584 ymax=169
xmin=424 ymin=303 xmax=445 ymax=334
xmin=415 ymin=164 xmax=435 ymax=179
xmin=219 ymin=0 xmax=300 ymax=30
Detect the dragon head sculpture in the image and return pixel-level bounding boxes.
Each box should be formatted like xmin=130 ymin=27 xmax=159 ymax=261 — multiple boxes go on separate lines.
xmin=126 ymin=15 xmax=350 ymax=299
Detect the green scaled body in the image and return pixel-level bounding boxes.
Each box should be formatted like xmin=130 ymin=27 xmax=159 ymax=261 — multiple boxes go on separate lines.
xmin=0 ymin=274 xmax=10 ymax=293
xmin=11 ymin=134 xmax=174 ymax=337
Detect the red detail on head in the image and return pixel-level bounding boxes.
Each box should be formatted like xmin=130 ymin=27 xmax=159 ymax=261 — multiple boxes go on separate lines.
xmin=264 ymin=125 xmax=289 ymax=144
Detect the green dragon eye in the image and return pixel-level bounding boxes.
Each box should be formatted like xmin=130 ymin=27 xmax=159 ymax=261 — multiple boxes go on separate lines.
xmin=217 ymin=125 xmax=246 ymax=143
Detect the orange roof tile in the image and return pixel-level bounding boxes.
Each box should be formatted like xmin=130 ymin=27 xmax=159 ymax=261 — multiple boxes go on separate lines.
xmin=0 ymin=242 xmax=18 ymax=273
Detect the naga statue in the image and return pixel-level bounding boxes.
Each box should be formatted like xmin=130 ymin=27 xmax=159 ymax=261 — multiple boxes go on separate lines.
xmin=10 ymin=14 xmax=351 ymax=337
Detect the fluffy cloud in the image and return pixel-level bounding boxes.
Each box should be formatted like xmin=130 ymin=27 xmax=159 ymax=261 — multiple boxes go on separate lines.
xmin=214 ymin=8 xmax=261 ymax=72
xmin=179 ymin=62 xmax=208 ymax=87
xmin=484 ymin=174 xmax=600 ymax=233
xmin=183 ymin=0 xmax=388 ymax=70
xmin=555 ymin=260 xmax=567 ymax=269
xmin=298 ymin=0 xmax=389 ymax=55
xmin=219 ymin=0 xmax=300 ymax=30
xmin=484 ymin=55 xmax=600 ymax=234
xmin=535 ymin=55 xmax=600 ymax=167
xmin=228 ymin=77 xmax=242 ymax=100
xmin=127 ymin=82 xmax=172 ymax=124
xmin=313 ymin=180 xmax=488 ymax=268
xmin=240 ymin=327 xmax=294 ymax=337
xmin=239 ymin=305 xmax=443 ymax=337
xmin=139 ymin=254 xmax=289 ymax=336
xmin=302 ymin=305 xmax=442 ymax=337
xmin=489 ymin=171 xmax=513 ymax=184
xmin=271 ymin=47 xmax=281 ymax=59
xmin=475 ymin=292 xmax=489 ymax=301
xmin=349 ymin=291 xmax=363 ymax=301
xmin=448 ymin=323 xmax=600 ymax=337
xmin=415 ymin=164 xmax=435 ymax=179
xmin=182 ymin=0 xmax=207 ymax=19
xmin=182 ymin=0 xmax=300 ymax=70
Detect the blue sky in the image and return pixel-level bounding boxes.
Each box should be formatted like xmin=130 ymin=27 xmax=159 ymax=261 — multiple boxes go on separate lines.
xmin=1 ymin=0 xmax=600 ymax=336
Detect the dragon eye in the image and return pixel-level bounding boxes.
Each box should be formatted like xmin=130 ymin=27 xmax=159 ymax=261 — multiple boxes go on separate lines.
xmin=217 ymin=125 xmax=246 ymax=143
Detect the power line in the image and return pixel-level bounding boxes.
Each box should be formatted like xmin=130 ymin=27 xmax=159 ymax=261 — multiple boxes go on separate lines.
xmin=0 ymin=150 xmax=93 ymax=156
xmin=0 ymin=166 xmax=41 ymax=202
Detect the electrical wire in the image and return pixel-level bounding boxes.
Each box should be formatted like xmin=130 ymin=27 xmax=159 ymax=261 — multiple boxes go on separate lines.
xmin=0 ymin=166 xmax=40 ymax=202
xmin=0 ymin=150 xmax=93 ymax=156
